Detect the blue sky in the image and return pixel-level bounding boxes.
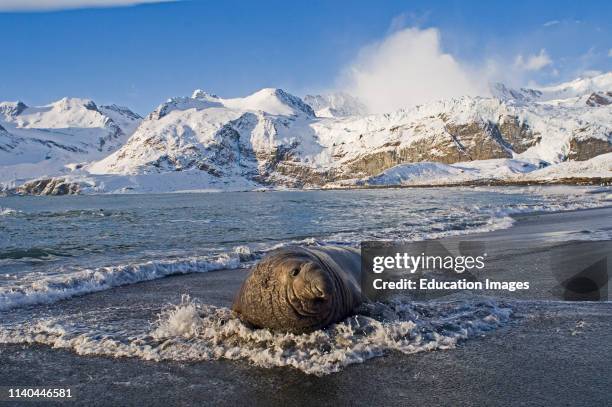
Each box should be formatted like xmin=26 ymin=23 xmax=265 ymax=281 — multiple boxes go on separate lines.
xmin=0 ymin=0 xmax=611 ymax=114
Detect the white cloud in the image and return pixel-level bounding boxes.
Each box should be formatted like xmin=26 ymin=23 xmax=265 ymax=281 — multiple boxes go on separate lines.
xmin=543 ymin=20 xmax=560 ymax=27
xmin=514 ymin=49 xmax=552 ymax=71
xmin=0 ymin=0 xmax=172 ymax=12
xmin=608 ymin=49 xmax=612 ymax=58
xmin=339 ymin=27 xmax=486 ymax=114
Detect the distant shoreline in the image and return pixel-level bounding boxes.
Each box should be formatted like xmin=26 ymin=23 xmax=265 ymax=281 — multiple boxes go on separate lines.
xmin=2 ymin=176 xmax=611 ymax=196
xmin=326 ymin=176 xmax=612 ymax=190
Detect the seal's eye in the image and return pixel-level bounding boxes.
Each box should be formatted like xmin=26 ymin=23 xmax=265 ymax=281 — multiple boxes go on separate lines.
xmin=290 ymin=268 xmax=301 ymax=277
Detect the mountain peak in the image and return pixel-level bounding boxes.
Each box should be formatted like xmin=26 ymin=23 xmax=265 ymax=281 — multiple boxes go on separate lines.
xmin=49 ymin=97 xmax=99 ymax=112
xmin=489 ymin=83 xmax=542 ymax=103
xmin=149 ymin=93 xmax=224 ymax=120
xmin=0 ymin=101 xmax=28 ymax=118
xmin=191 ymin=89 xmax=220 ymax=100
xmin=491 ymin=72 xmax=612 ymax=103
xmin=230 ymin=88 xmax=314 ymax=117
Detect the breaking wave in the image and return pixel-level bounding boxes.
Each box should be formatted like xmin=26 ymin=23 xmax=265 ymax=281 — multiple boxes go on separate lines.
xmin=0 ymin=251 xmax=249 ymax=311
xmin=0 ymin=207 xmax=19 ymax=216
xmin=0 ymin=296 xmax=512 ymax=375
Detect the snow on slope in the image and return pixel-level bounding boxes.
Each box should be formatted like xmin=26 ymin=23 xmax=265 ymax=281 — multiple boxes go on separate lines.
xmin=223 ymin=88 xmax=315 ymax=117
xmin=0 ymin=98 xmax=141 ymax=184
xmin=99 ymin=104 xmax=142 ymax=135
xmin=349 ymin=158 xmax=543 ymax=186
xmin=534 ymin=72 xmax=612 ymax=101
xmin=303 ymin=93 xmax=369 ymax=117
xmin=347 ymin=153 xmax=610 ymax=187
xmin=521 ymin=152 xmax=612 ymax=180
xmin=60 ymin=171 xmax=262 ymax=194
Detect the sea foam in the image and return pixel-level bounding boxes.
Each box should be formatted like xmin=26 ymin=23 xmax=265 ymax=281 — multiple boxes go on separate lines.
xmin=0 ymin=207 xmax=19 ymax=216
xmin=0 ymin=296 xmax=512 ymax=375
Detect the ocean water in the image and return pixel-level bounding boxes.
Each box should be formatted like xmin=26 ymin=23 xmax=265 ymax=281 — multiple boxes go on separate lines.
xmin=0 ymin=186 xmax=610 ymax=374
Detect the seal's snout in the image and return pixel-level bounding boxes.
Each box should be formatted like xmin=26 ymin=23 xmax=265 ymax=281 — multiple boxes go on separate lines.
xmin=291 ymin=262 xmax=332 ymax=301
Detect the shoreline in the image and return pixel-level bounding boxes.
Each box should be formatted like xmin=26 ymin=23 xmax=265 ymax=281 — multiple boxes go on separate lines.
xmin=325 ymin=176 xmax=612 ymax=190
xmin=2 ymin=176 xmax=611 ymax=196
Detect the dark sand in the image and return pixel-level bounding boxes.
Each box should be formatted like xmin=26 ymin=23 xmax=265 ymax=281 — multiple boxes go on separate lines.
xmin=1 ymin=207 xmax=611 ymax=406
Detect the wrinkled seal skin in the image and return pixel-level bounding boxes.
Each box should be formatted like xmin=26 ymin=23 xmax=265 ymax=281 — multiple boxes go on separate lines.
xmin=232 ymin=246 xmax=362 ymax=333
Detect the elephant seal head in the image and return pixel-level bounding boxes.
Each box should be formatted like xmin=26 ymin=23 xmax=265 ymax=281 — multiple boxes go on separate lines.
xmin=232 ymin=246 xmax=355 ymax=333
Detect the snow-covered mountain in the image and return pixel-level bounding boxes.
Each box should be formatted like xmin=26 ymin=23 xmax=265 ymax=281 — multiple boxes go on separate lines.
xmin=303 ymin=93 xmax=369 ymax=117
xmin=0 ymin=97 xmax=141 ymax=185
xmin=86 ymin=88 xmax=319 ymax=186
xmin=2 ymin=73 xmax=612 ymax=194
xmin=491 ymin=72 xmax=612 ymax=104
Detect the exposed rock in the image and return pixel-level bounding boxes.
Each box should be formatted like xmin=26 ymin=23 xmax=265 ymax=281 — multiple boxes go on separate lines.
xmin=497 ymin=115 xmax=539 ymax=153
xmin=16 ymin=178 xmax=80 ymax=196
xmin=0 ymin=101 xmax=28 ymax=118
xmin=586 ymin=92 xmax=612 ymax=107
xmin=568 ymin=137 xmax=612 ymax=161
xmin=337 ymin=117 xmax=538 ymax=180
xmin=444 ymin=121 xmax=512 ymax=160
xmin=100 ymin=104 xmax=143 ymax=121
xmin=266 ymin=162 xmax=334 ymax=187
xmin=0 ymin=124 xmax=20 ymax=152
xmin=270 ymin=89 xmax=316 ymax=117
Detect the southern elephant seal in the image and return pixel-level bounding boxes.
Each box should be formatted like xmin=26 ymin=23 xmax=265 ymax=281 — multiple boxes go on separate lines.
xmin=232 ymin=246 xmax=363 ymax=333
